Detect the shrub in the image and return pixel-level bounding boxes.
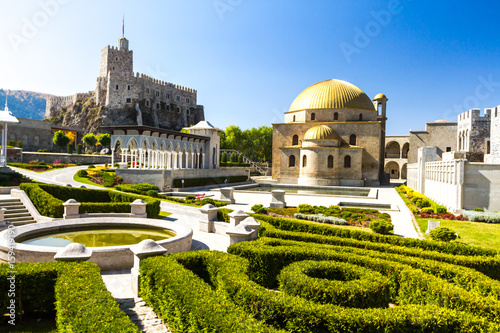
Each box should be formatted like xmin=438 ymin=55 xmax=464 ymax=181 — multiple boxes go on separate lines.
xmin=16 ymin=140 xmax=22 ymax=148
xmin=251 ymin=204 xmax=267 ymax=214
xmin=19 ymin=183 xmax=160 ymax=218
xmin=462 ymin=210 xmax=500 ymax=223
xmin=415 ymin=197 xmax=432 ymax=208
xmin=230 ymin=152 xmax=238 ymax=162
xmin=434 ymin=205 xmax=448 ymax=214
xmin=88 ymin=165 xmax=96 ymax=169
xmin=238 ymin=153 xmax=244 ymax=164
xmin=115 ymin=183 xmax=158 ymax=195
xmin=221 ymin=152 xmax=227 ymax=163
xmin=201 ymin=198 xmax=216 ymax=205
xmin=76 ymin=169 xmax=88 ymax=177
xmin=37 ymin=161 xmax=47 ymax=166
xmin=430 ymin=227 xmax=458 ymax=242
xmin=218 ymin=208 xmax=233 ymax=222
xmin=185 ymin=195 xmax=196 ymax=203
xmin=297 ymin=203 xmax=314 ymax=213
xmin=0 ymin=262 xmax=139 ymax=332
xmin=76 ymin=143 xmax=83 ymax=154
xmin=474 ymin=208 xmax=485 ymax=212
xmin=172 ymin=175 xmax=248 ymax=188
xmin=369 ymin=219 xmax=394 ymax=235
xmin=67 ymin=143 xmax=73 ymax=154
xmin=421 ymin=207 xmax=434 ymax=214
xmin=294 ymin=213 xmax=348 ymax=225
xmin=7 ymin=140 xmax=15 ymax=147
xmin=146 ymin=189 xmax=159 ymax=197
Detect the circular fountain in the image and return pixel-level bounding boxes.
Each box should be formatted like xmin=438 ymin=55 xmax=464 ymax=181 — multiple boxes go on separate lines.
xmin=0 ymin=217 xmax=193 ymax=270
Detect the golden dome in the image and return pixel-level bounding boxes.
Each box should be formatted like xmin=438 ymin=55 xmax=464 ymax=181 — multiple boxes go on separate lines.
xmin=289 ymin=79 xmax=376 ymax=112
xmin=373 ymin=93 xmax=388 ymax=100
xmin=303 ymin=125 xmax=341 ymax=141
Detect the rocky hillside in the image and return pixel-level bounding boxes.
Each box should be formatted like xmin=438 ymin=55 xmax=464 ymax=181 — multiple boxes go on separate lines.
xmin=0 ymin=89 xmax=52 ymax=120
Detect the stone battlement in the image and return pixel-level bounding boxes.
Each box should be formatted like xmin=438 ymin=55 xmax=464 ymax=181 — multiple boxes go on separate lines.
xmin=458 ymin=108 xmax=491 ymax=121
xmin=45 ymin=91 xmax=95 ymax=118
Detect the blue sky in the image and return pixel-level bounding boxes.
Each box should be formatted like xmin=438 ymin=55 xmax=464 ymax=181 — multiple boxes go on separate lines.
xmin=1 ymin=0 xmax=500 ymax=135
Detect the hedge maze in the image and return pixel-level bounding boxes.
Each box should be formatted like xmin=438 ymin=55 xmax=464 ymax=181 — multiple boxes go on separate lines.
xmin=140 ymin=214 xmax=500 ymax=332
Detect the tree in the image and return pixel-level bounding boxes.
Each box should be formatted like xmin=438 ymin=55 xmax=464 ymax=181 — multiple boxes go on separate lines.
xmin=53 ymin=130 xmax=70 ymax=153
xmin=238 ymin=153 xmax=244 ymax=164
xmin=221 ymin=152 xmax=227 ymax=163
xmin=82 ymin=133 xmax=98 ymax=152
xmin=65 ymin=131 xmax=76 ymax=144
xmin=98 ymin=133 xmax=111 ymax=151
xmin=76 ymin=144 xmax=83 ymax=154
xmin=230 ymin=152 xmax=238 ymax=162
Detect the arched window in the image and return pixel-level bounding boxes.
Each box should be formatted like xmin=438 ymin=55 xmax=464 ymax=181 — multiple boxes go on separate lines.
xmin=293 ymin=115 xmax=296 ymax=122
xmin=344 ymin=155 xmax=351 ymax=168
xmin=349 ymin=134 xmax=357 ymax=146
xmin=359 ymin=113 xmax=363 ymax=121
xmin=292 ymin=135 xmax=299 ymax=146
xmin=311 ymin=113 xmax=316 ymax=121
xmin=289 ymin=155 xmax=295 ymax=167
xmin=302 ymin=155 xmax=307 ymax=167
xmin=334 ymin=112 xmax=338 ymax=121
xmin=327 ymin=155 xmax=334 ymax=168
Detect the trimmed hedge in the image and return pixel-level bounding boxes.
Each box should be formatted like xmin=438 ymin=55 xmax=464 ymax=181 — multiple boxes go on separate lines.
xmin=0 ymin=262 xmax=138 ymax=332
xmin=115 ymin=183 xmax=159 ymax=196
xmin=19 ymin=183 xmax=160 ymax=218
xmin=172 ymin=175 xmax=248 ymax=188
xmin=141 ymin=250 xmax=499 ymax=332
xmin=278 ymin=260 xmax=391 ymax=308
xmin=252 ymin=214 xmax=498 ymax=257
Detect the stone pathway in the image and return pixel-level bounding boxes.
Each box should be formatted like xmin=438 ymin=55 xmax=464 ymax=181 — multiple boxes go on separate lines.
xmin=101 ymin=269 xmax=172 ymax=333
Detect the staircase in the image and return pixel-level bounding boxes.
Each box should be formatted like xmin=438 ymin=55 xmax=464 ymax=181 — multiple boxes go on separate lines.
xmin=0 ymin=198 xmax=36 ymax=226
xmin=220 ymin=149 xmax=270 ymax=174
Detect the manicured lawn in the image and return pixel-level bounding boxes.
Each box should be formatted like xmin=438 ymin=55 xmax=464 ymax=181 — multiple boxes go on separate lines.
xmin=417 ymin=217 xmax=500 ymax=250
xmin=73 ymin=174 xmax=105 ymax=188
xmin=156 ymin=211 xmax=172 ymax=219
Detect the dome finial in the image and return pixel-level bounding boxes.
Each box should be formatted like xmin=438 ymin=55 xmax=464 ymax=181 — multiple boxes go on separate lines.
xmin=4 ymin=92 xmax=8 ymax=112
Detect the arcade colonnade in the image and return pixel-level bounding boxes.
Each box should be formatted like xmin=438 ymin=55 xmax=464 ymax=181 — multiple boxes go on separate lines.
xmin=110 ymin=134 xmax=208 ymax=170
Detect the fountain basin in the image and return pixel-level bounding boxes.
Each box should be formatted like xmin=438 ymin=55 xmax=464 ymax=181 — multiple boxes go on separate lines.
xmin=0 ymin=217 xmax=193 ymax=271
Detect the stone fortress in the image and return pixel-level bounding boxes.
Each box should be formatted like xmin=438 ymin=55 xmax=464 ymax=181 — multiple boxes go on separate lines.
xmin=45 ymin=36 xmax=204 ymax=132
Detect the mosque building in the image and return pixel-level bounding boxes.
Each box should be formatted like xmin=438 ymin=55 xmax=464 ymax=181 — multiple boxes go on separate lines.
xmin=272 ymin=79 xmax=387 ymax=186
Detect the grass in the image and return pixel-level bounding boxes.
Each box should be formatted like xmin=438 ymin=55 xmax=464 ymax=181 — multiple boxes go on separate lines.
xmin=73 ymin=174 xmax=105 ymax=188
xmin=417 ymin=217 xmax=500 ymax=250
xmin=156 ymin=211 xmax=172 ymax=219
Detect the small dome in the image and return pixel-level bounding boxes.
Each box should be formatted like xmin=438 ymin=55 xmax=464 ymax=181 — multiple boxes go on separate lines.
xmin=373 ymin=93 xmax=388 ymax=100
xmin=434 ymin=119 xmax=448 ymax=123
xmin=289 ymin=79 xmax=376 ymax=112
xmin=303 ymin=125 xmax=341 ymax=141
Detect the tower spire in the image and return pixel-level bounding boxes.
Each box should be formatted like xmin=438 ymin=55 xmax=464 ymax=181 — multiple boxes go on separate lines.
xmin=4 ymin=93 xmax=8 ymax=112
xmin=122 ymin=15 xmax=125 ymax=38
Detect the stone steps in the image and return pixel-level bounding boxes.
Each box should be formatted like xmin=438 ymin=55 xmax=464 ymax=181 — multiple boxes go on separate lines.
xmin=0 ymin=198 xmax=36 ymax=226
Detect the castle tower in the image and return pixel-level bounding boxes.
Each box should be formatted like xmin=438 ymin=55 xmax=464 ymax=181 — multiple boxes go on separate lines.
xmin=373 ymin=93 xmax=388 ymax=181
xmin=99 ymin=37 xmax=133 ymax=78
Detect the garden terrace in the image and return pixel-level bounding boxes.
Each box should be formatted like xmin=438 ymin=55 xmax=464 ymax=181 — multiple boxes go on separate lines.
xmin=136 ymin=213 xmax=500 ymax=332
xmin=19 ymin=183 xmax=160 ymax=218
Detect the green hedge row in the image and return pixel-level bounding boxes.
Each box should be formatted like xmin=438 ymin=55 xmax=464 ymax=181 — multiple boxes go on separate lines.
xmin=0 ymin=262 xmax=139 ymax=332
xmin=277 ymin=260 xmax=391 ymax=308
xmin=172 ymin=175 xmax=248 ymax=188
xmin=228 ymin=238 xmax=500 ymax=326
xmin=115 ymin=183 xmax=158 ymax=195
xmin=293 ymin=213 xmax=348 ymax=225
xmin=140 ymin=253 xmax=280 ymax=332
xmin=256 ymin=218 xmax=500 ymax=280
xmin=20 ymin=183 xmax=160 ymax=218
xmin=252 ymin=214 xmax=498 ymax=257
xmin=141 ymin=250 xmax=497 ymax=332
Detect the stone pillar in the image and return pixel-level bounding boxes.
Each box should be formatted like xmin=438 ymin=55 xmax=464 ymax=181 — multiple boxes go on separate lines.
xmin=202 ymin=153 xmax=206 ymax=169
xmin=196 ymin=153 xmax=200 ymax=169
xmin=226 ymin=224 xmax=253 ymax=245
xmin=63 ymin=199 xmax=81 ymax=219
xmin=138 ymin=149 xmax=143 ymax=169
xmin=241 ymin=216 xmax=260 ymax=240
xmin=131 ymin=239 xmax=167 ymax=296
xmin=228 ymin=209 xmax=248 ymax=227
xmin=191 ymin=153 xmax=195 ymax=169
xmin=0 ymin=207 xmax=7 ymax=230
xmin=54 ymin=243 xmax=92 ymax=262
xmin=270 ymin=190 xmax=286 ymax=208
xmin=147 ymin=149 xmax=152 ymax=169
xmin=199 ymin=204 xmax=219 ymax=233
xmin=173 ymin=152 xmax=178 ymax=169
xmin=111 ymin=148 xmax=115 ymax=166
xmin=219 ymin=187 xmax=235 ymax=204
xmin=130 ymin=199 xmax=147 ymax=218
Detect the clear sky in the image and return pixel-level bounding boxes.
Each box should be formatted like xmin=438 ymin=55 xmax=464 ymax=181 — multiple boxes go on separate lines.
xmin=1 ymin=0 xmax=500 ymax=135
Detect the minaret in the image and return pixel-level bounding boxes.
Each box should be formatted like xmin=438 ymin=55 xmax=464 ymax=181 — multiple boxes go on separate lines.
xmin=373 ymin=93 xmax=388 ymax=183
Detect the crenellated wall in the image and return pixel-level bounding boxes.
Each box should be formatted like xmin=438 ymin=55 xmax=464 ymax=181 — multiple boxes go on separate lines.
xmin=457 ymin=108 xmax=490 ymax=156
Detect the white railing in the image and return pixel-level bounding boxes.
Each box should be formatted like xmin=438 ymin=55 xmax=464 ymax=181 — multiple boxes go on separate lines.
xmin=220 ymin=149 xmax=269 ymax=174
